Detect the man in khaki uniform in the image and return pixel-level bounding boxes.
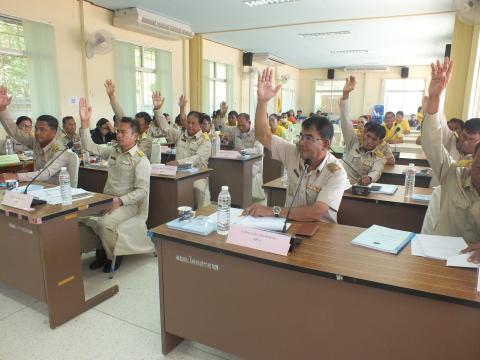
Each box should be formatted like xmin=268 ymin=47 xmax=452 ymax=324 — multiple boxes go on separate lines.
xmin=340 ymin=76 xmax=388 ymax=185
xmin=58 ymin=116 xmax=81 ymax=150
xmin=223 ymin=113 xmax=265 ymax=200
xmin=244 ymin=69 xmax=350 ymax=223
xmin=78 ymin=98 xmax=151 ymax=272
xmin=422 ymin=59 xmax=480 ymax=261
xmin=0 ymin=86 xmax=70 ymax=184
xmin=153 ymin=93 xmax=212 ymax=208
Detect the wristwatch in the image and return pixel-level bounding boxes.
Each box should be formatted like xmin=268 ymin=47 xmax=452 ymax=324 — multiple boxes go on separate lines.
xmin=272 ymin=206 xmax=281 ymax=217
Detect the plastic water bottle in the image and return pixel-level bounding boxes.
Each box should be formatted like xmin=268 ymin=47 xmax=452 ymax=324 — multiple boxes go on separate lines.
xmin=5 ymin=136 xmax=14 ymax=155
xmin=404 ymin=163 xmax=416 ymax=199
xmin=59 ymin=167 xmax=72 ymax=205
xmin=217 ymin=185 xmax=231 ymax=235
xmin=282 ymin=167 xmax=288 ymax=187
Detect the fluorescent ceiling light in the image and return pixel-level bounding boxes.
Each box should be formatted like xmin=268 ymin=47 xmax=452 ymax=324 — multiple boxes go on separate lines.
xmin=331 ymin=49 xmax=369 ymax=54
xmin=243 ymin=0 xmax=299 ymax=7
xmin=299 ymin=31 xmax=350 ymax=38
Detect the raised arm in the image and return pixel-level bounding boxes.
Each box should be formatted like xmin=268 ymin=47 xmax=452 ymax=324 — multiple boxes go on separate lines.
xmin=105 ymin=80 xmax=124 ymax=125
xmin=79 ymin=98 xmax=113 ymax=159
xmin=150 ymin=91 xmax=166 ymax=137
xmin=422 ymin=58 xmax=455 ymax=182
xmin=153 ymin=92 xmax=181 ymax=143
xmin=339 ymin=76 xmax=357 ymax=148
xmin=0 ymin=86 xmax=34 ymax=148
xmin=254 ymin=68 xmax=282 ymax=151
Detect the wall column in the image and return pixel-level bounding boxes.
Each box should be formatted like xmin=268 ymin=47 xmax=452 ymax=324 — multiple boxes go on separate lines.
xmin=189 ymin=34 xmax=203 ymax=111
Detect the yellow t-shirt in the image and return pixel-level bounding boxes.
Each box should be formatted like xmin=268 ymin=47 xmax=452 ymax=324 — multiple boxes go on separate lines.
xmin=280 ymin=120 xmax=293 ymax=129
xmin=417 ymin=112 xmax=424 ymax=126
xmin=271 ymin=125 xmax=286 ymax=138
xmin=397 ymin=119 xmax=411 ymax=134
xmin=383 ymin=123 xmax=403 ymax=142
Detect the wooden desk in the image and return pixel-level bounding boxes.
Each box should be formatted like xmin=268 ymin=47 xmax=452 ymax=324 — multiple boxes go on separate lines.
xmin=0 ymin=160 xmax=34 ymax=174
xmin=152 ymin=206 xmax=480 ymax=359
xmin=78 ymin=166 xmax=212 ymax=227
xmin=379 ymin=164 xmax=431 ymax=188
xmin=262 ymin=148 xmax=283 ymax=183
xmin=208 ymin=154 xmax=262 ymax=208
xmin=0 ymin=190 xmax=116 ymax=328
xmin=263 ymin=178 xmax=431 ymax=232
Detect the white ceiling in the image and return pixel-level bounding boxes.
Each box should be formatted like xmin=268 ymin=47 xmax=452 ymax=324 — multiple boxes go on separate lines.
xmin=92 ymin=0 xmax=456 ymax=69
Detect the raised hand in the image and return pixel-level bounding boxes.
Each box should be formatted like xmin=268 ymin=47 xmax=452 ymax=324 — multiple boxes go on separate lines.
xmin=342 ymin=76 xmax=356 ymax=98
xmin=178 ymin=95 xmax=188 ymax=109
xmin=428 ymin=58 xmax=453 ymax=98
xmin=220 ymin=101 xmax=228 ymax=115
xmin=104 ymin=80 xmax=116 ymax=99
xmin=0 ymin=86 xmax=12 ymax=110
xmin=79 ymin=97 xmax=92 ymax=128
xmin=152 ymin=91 xmax=165 ymax=110
xmin=257 ymin=68 xmax=281 ymax=103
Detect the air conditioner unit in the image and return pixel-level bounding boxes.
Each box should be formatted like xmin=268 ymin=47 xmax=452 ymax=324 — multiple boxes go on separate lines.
xmin=253 ymin=53 xmax=286 ymax=66
xmin=344 ymin=66 xmax=389 ymax=72
xmin=113 ymin=8 xmax=194 ymax=40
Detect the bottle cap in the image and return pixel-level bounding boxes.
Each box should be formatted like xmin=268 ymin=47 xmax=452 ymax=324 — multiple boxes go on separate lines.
xmin=61 ymin=167 xmax=67 ymax=171
xmin=409 ymin=163 xmax=415 ymax=167
xmin=221 ymin=186 xmax=229 ymax=191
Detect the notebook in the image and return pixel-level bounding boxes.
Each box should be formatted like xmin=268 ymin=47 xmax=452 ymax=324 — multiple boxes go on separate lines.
xmin=369 ymin=183 xmax=399 ymax=195
xmin=352 ymin=225 xmax=415 ymax=254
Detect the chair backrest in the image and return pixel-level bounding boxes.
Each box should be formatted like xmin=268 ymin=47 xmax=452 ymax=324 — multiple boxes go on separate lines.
xmin=150 ymin=142 xmax=162 ymax=164
xmin=66 ymin=150 xmax=80 ymax=187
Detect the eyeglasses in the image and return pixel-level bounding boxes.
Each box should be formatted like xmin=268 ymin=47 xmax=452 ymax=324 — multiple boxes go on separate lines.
xmin=296 ymin=134 xmax=324 ymax=143
xmin=19 ymin=124 xmax=33 ymax=130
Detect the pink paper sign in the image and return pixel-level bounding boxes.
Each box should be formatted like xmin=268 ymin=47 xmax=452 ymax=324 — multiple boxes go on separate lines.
xmin=1 ymin=191 xmax=33 ymax=211
xmin=226 ymin=224 xmax=291 ymax=256
xmin=151 ymin=164 xmax=177 ymax=176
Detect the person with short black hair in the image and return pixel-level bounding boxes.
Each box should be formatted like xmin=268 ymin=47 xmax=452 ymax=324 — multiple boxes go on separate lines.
xmin=7 ymin=115 xmax=33 ymax=153
xmin=78 ymin=98 xmax=151 ymax=273
xmin=383 ymin=111 xmax=403 ymax=144
xmin=447 ymin=118 xmax=465 ymax=137
xmin=59 ymin=116 xmax=81 ymax=149
xmin=340 ymin=76 xmax=389 ymax=185
xmin=90 ymin=118 xmax=116 ymax=144
xmin=395 ymin=110 xmax=411 ymax=134
xmin=243 ymin=69 xmax=349 ymax=222
xmin=0 ymin=86 xmax=70 ymax=184
xmin=269 ymin=114 xmax=287 ymax=139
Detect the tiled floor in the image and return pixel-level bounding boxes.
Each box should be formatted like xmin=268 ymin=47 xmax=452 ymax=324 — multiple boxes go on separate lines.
xmin=0 ymin=253 xmax=240 ymax=360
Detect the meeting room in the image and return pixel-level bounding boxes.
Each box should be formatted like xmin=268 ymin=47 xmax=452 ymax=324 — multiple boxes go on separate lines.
xmin=0 ymin=0 xmax=480 ymax=359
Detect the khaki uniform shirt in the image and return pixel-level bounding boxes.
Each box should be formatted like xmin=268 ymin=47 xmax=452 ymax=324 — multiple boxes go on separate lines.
xmin=223 ymin=125 xmax=263 ymax=175
xmin=0 ymin=110 xmax=69 ymax=183
xmin=80 ymin=128 xmax=150 ymax=207
xmin=422 ymin=112 xmax=479 ymax=243
xmin=155 ymin=111 xmax=211 ymax=168
xmin=340 ymin=100 xmax=387 ymax=184
xmin=57 ymin=131 xmax=81 ymax=152
xmin=271 ymin=136 xmax=350 ymax=223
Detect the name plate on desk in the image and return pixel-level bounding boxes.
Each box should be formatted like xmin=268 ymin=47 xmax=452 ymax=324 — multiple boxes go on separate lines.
xmin=226 ymin=224 xmax=291 ymax=256
xmin=151 ymin=164 xmax=177 ymax=176
xmin=214 ymin=150 xmax=241 ymax=159
xmin=1 ymin=191 xmax=33 ymax=211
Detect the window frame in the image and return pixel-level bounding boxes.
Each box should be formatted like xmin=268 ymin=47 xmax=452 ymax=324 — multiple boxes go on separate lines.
xmin=314 ymin=80 xmax=345 ymax=115
xmin=208 ymin=61 xmax=228 ymax=116
xmin=382 ymin=78 xmax=426 ymax=116
xmin=134 ymin=45 xmax=156 ymax=114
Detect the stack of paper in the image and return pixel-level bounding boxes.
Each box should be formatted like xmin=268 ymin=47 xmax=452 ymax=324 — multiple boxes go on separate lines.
xmin=369 ymin=183 xmax=399 ymax=195
xmin=208 ymin=207 xmax=291 ymax=232
xmin=411 ymin=194 xmax=431 ymax=202
xmin=0 ymin=154 xmax=20 ymax=167
xmin=28 ymin=187 xmax=92 ymax=205
xmin=411 ymin=234 xmax=478 ymax=268
xmin=351 ymin=225 xmax=415 ymax=254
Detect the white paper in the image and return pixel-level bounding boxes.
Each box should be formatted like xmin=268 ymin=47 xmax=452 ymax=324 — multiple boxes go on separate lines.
xmin=151 ymin=164 xmax=177 ymax=176
xmin=1 ymin=191 xmax=33 ymax=211
xmin=416 ymin=234 xmax=467 ymax=260
xmin=446 ymin=252 xmax=480 ymax=269
xmin=28 ymin=187 xmax=92 ymax=205
xmin=410 ymin=237 xmax=426 ymax=257
xmin=369 ymin=183 xmax=398 ymax=195
xmin=209 ymin=207 xmax=291 ymax=232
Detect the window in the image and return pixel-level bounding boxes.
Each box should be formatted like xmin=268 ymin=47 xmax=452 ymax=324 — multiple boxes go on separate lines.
xmin=0 ymin=16 xmax=31 ymax=119
xmin=383 ymin=79 xmax=425 ymax=116
xmin=281 ymin=79 xmax=295 ymax=113
xmin=314 ymin=80 xmax=344 ymax=115
xmin=470 ymin=32 xmax=480 ymax=118
xmin=134 ymin=46 xmax=156 ymax=113
xmin=208 ymin=62 xmax=227 ymax=115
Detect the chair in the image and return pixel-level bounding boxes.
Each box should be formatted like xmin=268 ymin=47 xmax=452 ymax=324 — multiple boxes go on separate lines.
xmin=66 ymin=150 xmax=79 ymax=187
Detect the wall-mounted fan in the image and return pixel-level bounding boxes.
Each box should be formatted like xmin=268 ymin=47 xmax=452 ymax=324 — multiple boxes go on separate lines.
xmin=454 ymin=0 xmax=480 ymax=25
xmin=279 ymin=74 xmax=291 ymax=84
xmin=85 ymin=30 xmax=115 ymax=59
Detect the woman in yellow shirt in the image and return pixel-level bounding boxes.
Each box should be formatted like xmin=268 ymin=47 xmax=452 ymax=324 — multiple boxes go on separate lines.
xmin=269 ymin=114 xmax=287 ymax=138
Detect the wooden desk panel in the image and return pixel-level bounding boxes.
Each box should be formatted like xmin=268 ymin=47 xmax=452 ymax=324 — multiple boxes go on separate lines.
xmin=379 ymin=164 xmax=431 ymax=188
xmin=397 ymin=152 xmax=429 ymax=166
xmin=153 ymin=207 xmax=480 ymax=359
xmin=208 ymin=155 xmax=262 ymax=208
xmin=0 ymin=191 xmax=116 ymax=328
xmin=262 ymin=148 xmax=283 ymax=183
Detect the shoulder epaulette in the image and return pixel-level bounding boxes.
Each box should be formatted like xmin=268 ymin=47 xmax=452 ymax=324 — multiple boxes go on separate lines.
xmin=456 ymin=159 xmax=472 ymax=168
xmin=374 ymin=149 xmax=384 ymax=158
xmin=327 ymin=163 xmax=340 ymax=173
xmin=203 ymin=132 xmax=210 ymax=141
xmin=136 ymin=150 xmax=145 ymax=157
